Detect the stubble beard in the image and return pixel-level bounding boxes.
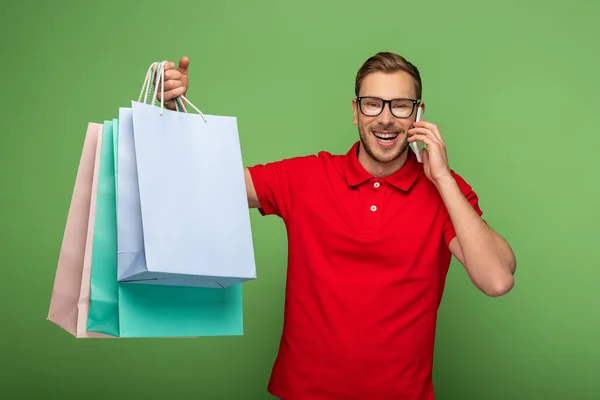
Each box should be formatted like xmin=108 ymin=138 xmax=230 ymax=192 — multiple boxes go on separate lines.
xmin=358 ymin=124 xmax=409 ymax=164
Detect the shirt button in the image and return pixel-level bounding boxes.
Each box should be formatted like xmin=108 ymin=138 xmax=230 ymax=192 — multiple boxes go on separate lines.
xmin=374 ymin=182 xmax=380 ymax=188
xmin=370 ymin=205 xmax=377 ymax=212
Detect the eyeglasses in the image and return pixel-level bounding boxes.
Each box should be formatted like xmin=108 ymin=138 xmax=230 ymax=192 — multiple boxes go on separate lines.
xmin=356 ymin=96 xmax=420 ymax=118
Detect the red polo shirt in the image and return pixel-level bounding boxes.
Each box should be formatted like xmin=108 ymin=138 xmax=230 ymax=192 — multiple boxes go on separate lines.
xmin=248 ymin=141 xmax=483 ymax=400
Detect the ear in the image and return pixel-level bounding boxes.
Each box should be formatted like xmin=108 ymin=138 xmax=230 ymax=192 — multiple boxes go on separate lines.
xmin=419 ymin=101 xmax=426 ymax=114
xmin=352 ymin=98 xmax=358 ymax=125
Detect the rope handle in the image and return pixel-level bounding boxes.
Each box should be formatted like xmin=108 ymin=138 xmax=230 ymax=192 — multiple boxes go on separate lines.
xmin=137 ymin=61 xmax=207 ymax=123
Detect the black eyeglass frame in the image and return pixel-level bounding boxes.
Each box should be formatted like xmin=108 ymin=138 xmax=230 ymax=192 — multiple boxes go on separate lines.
xmin=356 ymin=96 xmax=421 ymax=119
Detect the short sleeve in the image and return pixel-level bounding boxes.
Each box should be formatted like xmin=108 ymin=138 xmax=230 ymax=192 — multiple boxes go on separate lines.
xmin=247 ymin=155 xmax=319 ymax=220
xmin=442 ymin=170 xmax=484 ymax=247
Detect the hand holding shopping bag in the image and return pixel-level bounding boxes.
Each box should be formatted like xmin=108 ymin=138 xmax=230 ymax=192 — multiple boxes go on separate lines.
xmin=118 ymin=61 xmax=257 ymax=289
xmin=83 ymin=61 xmax=247 ymax=338
xmin=50 ymin=61 xmax=251 ymax=338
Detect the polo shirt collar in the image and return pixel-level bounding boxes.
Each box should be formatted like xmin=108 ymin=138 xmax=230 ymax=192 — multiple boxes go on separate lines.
xmin=344 ymin=141 xmax=421 ymax=192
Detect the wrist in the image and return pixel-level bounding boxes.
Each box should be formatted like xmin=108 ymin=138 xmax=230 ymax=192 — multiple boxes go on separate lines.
xmin=433 ymin=173 xmax=455 ymax=190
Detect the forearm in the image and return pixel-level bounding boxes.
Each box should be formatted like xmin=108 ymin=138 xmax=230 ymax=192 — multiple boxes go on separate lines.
xmin=436 ymin=175 xmax=516 ymax=295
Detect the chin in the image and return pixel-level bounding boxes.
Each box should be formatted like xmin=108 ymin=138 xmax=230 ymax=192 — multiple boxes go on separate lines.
xmin=362 ymin=139 xmax=407 ymax=164
xmin=373 ymin=137 xmax=408 ymax=158
xmin=374 ymin=150 xmax=405 ymax=164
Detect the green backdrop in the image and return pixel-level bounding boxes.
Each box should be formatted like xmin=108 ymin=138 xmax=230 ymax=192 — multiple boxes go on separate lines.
xmin=1 ymin=0 xmax=598 ymax=399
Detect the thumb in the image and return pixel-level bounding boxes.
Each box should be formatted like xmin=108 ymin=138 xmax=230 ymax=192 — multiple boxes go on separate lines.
xmin=178 ymin=56 xmax=190 ymax=73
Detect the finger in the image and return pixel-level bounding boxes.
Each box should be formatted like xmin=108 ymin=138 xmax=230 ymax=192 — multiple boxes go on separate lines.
xmin=178 ymin=56 xmax=190 ymax=73
xmin=409 ymin=128 xmax=444 ymax=150
xmin=408 ymin=134 xmax=447 ymax=158
xmin=407 ymin=133 xmax=436 ymax=149
xmin=159 ymin=79 xmax=184 ymax=92
xmin=164 ymin=69 xmax=182 ymax=81
xmin=156 ymin=74 xmax=183 ymax=91
xmin=164 ymin=61 xmax=176 ymax=71
xmin=166 ymin=86 xmax=187 ymax=98
xmin=408 ymin=127 xmax=442 ymax=146
xmin=156 ymin=86 xmax=187 ymax=102
xmin=414 ymin=121 xmax=443 ymax=142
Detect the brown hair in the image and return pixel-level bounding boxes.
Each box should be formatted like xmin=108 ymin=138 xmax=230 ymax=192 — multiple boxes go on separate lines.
xmin=355 ymin=52 xmax=422 ymax=100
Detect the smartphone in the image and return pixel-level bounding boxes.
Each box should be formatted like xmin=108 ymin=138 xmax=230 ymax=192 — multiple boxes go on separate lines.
xmin=410 ymin=106 xmax=425 ymax=163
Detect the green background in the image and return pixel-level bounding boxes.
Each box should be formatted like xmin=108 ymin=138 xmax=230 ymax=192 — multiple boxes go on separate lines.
xmin=1 ymin=0 xmax=598 ymax=399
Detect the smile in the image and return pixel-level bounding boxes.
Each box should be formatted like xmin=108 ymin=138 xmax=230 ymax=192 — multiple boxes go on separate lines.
xmin=372 ymin=131 xmax=399 ymax=146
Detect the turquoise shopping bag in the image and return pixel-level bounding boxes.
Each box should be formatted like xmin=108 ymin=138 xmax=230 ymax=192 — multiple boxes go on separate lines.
xmin=86 ymin=117 xmax=244 ymax=338
xmin=87 ymin=121 xmax=119 ymax=335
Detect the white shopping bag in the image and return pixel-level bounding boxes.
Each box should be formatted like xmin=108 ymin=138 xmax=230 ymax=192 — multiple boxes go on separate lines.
xmin=117 ymin=61 xmax=257 ymax=289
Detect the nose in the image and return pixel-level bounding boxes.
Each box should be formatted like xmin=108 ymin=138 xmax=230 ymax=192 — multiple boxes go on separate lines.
xmin=377 ymin=103 xmax=394 ymax=125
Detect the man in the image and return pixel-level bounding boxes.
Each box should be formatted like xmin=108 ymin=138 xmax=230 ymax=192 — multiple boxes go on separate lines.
xmin=159 ymin=52 xmax=516 ymax=400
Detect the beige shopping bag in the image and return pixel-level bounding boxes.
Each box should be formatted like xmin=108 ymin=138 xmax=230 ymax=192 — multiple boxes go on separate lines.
xmin=47 ymin=123 xmax=112 ymax=338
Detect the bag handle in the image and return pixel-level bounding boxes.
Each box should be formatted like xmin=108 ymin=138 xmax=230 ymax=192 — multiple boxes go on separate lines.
xmin=138 ymin=61 xmax=207 ymax=123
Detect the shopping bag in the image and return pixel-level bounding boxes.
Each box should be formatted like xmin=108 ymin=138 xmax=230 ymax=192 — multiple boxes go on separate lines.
xmin=123 ymin=101 xmax=256 ymax=288
xmin=86 ymin=112 xmax=244 ymax=338
xmin=86 ymin=121 xmax=120 ymax=335
xmin=116 ymin=108 xmax=146 ymax=285
xmin=76 ymin=124 xmax=112 ymax=338
xmin=115 ymin=60 xmax=256 ymax=288
xmin=47 ymin=122 xmax=112 ymax=338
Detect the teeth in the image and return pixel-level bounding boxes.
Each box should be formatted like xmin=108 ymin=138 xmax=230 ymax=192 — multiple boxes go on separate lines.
xmin=374 ymin=132 xmax=398 ymax=139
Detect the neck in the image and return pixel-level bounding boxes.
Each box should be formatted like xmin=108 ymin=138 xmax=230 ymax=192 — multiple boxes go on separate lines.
xmin=357 ymin=145 xmax=409 ymax=178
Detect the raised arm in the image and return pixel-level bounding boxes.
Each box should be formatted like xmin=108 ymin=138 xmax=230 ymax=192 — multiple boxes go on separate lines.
xmin=408 ymin=119 xmax=516 ymax=297
xmin=245 ymin=168 xmax=260 ymax=208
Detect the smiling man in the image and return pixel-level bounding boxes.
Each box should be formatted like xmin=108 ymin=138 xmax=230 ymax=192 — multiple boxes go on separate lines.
xmin=160 ymin=51 xmax=516 ymax=400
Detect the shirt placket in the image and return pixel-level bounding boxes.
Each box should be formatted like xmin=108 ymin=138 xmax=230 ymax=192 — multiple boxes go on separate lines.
xmin=361 ymin=178 xmax=386 ymax=235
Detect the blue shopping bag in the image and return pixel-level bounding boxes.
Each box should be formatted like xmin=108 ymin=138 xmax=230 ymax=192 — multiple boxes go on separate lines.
xmin=116 ymin=62 xmax=256 ymax=289
xmin=86 ymin=115 xmax=244 ymax=338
